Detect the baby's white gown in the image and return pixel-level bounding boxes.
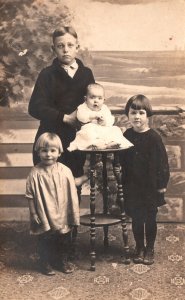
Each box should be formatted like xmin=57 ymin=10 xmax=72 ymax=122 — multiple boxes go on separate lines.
xmin=68 ymin=103 xmax=133 ymax=151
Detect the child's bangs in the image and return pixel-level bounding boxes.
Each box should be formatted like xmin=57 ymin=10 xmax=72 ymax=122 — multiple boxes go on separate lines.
xmin=35 ymin=133 xmax=63 ymax=153
xmin=131 ymin=99 xmax=145 ymax=111
xmin=130 ymin=97 xmax=153 ymax=117
xmin=40 ymin=139 xmax=58 ymax=149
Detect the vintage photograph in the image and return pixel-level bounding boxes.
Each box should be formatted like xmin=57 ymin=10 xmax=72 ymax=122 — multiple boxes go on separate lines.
xmin=0 ymin=0 xmax=185 ymax=299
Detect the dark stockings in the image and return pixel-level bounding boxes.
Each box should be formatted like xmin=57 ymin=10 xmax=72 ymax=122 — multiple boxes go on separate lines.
xmin=37 ymin=231 xmax=72 ymax=265
xmin=132 ymin=208 xmax=157 ymax=249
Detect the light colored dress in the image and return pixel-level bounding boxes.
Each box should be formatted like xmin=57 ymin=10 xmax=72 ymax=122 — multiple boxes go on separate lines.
xmin=68 ymin=102 xmax=133 ymax=151
xmin=25 ymin=162 xmax=80 ymax=235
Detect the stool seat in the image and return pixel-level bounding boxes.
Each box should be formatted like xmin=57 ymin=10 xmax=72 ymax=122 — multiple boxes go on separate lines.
xmin=80 ymin=213 xmax=121 ymax=227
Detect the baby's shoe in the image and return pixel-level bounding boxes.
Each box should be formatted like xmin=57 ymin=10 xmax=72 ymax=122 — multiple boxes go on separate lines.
xmin=133 ymin=247 xmax=145 ymax=264
xmin=143 ymin=247 xmax=154 ymax=265
xmin=67 ymin=143 xmax=78 ymax=152
xmin=106 ymin=141 xmax=121 ymax=149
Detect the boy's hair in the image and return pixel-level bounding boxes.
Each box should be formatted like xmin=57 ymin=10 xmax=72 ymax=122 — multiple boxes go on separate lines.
xmin=86 ymin=83 xmax=104 ymax=96
xmin=52 ymin=26 xmax=78 ymax=43
xmin=125 ymin=94 xmax=153 ymax=117
xmin=34 ymin=133 xmax=63 ymax=153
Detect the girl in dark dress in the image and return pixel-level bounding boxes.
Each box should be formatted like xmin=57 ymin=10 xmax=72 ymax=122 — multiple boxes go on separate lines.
xmin=120 ymin=94 xmax=170 ymax=265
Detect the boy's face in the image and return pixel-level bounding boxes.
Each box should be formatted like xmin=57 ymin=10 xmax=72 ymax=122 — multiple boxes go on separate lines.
xmin=85 ymin=86 xmax=105 ymax=111
xmin=53 ymin=33 xmax=79 ymax=66
xmin=128 ymin=108 xmax=149 ymax=132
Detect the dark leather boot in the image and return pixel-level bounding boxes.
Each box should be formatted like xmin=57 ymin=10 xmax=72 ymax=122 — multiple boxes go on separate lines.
xmin=133 ymin=246 xmax=145 ymax=264
xmin=60 ymin=256 xmax=74 ymax=274
xmin=143 ymin=247 xmax=154 ymax=265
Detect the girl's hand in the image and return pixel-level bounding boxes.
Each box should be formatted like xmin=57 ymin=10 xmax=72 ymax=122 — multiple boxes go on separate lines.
xmin=31 ymin=213 xmax=41 ymax=224
xmin=157 ymin=188 xmax=166 ymax=193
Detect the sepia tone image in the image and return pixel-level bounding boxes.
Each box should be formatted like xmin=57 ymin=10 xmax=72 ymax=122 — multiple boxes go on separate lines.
xmin=0 ymin=0 xmax=185 ymax=299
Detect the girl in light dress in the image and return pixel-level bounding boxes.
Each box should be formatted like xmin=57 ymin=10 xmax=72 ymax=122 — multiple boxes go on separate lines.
xmin=25 ymin=133 xmax=86 ymax=275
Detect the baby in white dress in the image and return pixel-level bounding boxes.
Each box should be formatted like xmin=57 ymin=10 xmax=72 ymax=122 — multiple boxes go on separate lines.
xmin=68 ymin=83 xmax=133 ymax=151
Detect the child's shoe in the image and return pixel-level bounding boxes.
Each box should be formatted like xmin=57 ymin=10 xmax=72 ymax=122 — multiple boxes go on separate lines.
xmin=60 ymin=258 xmax=74 ymax=274
xmin=143 ymin=247 xmax=154 ymax=265
xmin=40 ymin=261 xmax=56 ymax=276
xmin=133 ymin=247 xmax=145 ymax=264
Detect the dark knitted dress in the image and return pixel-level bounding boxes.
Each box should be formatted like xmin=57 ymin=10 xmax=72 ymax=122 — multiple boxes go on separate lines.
xmin=120 ymin=128 xmax=170 ymax=217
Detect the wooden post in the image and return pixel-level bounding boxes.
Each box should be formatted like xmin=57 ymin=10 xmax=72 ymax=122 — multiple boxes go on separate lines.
xmin=102 ymin=153 xmax=109 ymax=248
xmin=90 ymin=153 xmax=96 ymax=271
xmin=113 ymin=151 xmax=130 ymax=264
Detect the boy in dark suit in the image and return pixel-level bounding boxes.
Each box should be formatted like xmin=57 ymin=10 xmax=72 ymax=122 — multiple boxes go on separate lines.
xmin=29 ymin=26 xmax=95 ymax=179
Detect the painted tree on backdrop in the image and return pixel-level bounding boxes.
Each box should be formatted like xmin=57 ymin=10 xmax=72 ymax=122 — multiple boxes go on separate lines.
xmin=0 ymin=0 xmax=93 ymax=106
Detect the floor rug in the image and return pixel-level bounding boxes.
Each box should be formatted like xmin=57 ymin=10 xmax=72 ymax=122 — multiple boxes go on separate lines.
xmin=0 ymin=222 xmax=184 ymax=300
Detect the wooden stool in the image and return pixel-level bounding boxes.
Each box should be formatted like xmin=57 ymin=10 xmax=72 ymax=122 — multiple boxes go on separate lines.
xmin=80 ymin=148 xmax=130 ymax=271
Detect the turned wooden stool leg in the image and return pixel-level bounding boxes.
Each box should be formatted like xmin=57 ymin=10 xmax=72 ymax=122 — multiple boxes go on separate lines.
xmin=90 ymin=153 xmax=96 ymax=271
xmin=102 ymin=153 xmax=109 ymax=248
xmin=113 ymin=152 xmax=130 ymax=264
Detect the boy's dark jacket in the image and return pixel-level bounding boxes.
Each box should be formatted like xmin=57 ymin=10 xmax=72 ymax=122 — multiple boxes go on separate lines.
xmin=28 ymin=58 xmax=95 ymax=149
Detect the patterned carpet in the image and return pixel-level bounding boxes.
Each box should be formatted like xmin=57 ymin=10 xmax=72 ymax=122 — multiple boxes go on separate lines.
xmin=0 ymin=222 xmax=184 ymax=300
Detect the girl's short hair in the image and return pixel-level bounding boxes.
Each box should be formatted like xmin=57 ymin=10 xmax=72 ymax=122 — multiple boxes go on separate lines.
xmin=34 ymin=133 xmax=63 ymax=153
xmin=125 ymin=94 xmax=153 ymax=117
xmin=52 ymin=26 xmax=78 ymax=43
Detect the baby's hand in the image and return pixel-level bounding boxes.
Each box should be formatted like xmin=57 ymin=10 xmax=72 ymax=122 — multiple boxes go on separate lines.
xmin=97 ymin=116 xmax=106 ymax=125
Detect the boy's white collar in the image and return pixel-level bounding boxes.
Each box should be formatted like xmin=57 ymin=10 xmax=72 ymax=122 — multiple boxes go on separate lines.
xmin=69 ymin=60 xmax=78 ymax=69
xmin=62 ymin=60 xmax=78 ymax=70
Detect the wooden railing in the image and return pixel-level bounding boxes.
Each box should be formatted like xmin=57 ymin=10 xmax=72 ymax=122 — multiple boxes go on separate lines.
xmin=0 ymin=105 xmax=184 ymax=222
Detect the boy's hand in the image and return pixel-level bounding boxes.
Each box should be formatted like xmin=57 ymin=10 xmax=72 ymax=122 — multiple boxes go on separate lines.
xmin=31 ymin=213 xmax=41 ymax=224
xmin=63 ymin=110 xmax=79 ymax=128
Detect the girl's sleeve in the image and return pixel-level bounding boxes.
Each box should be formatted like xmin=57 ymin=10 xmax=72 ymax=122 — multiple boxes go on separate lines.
xmin=156 ymin=137 xmax=170 ymax=189
xmin=65 ymin=168 xmax=79 ymax=197
xmin=25 ymin=173 xmax=34 ymax=199
xmin=64 ymin=167 xmax=80 ymax=224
